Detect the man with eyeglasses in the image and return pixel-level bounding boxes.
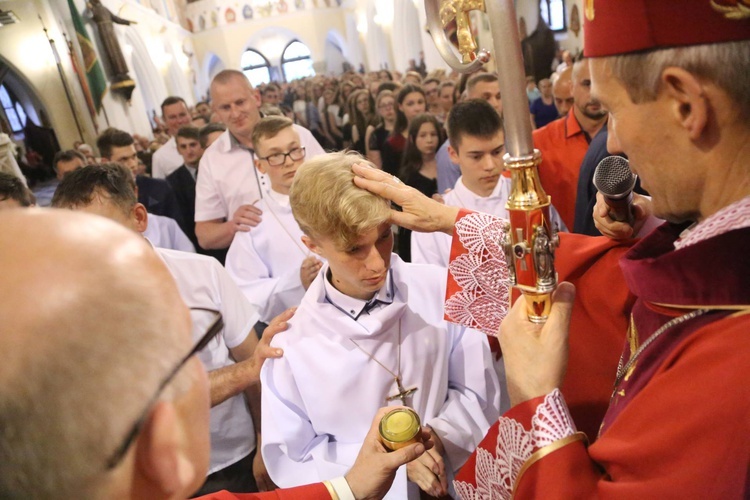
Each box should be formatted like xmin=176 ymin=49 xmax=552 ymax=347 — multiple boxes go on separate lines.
xmin=0 ymin=209 xmax=431 ymax=499
xmin=195 ymin=70 xmax=325 ymax=252
xmin=227 ymin=116 xmax=324 ymax=325
xmin=50 ymin=163 xmax=274 ymax=495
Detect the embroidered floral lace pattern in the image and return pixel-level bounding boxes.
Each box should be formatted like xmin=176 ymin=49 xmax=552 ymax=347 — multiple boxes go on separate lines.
xmin=454 ymin=389 xmax=577 ymax=500
xmin=675 ymin=196 xmax=750 ymax=250
xmin=445 ymin=212 xmax=511 ymax=336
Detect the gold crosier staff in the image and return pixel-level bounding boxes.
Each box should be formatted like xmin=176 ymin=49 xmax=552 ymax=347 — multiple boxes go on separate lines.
xmin=425 ymin=0 xmax=559 ymax=323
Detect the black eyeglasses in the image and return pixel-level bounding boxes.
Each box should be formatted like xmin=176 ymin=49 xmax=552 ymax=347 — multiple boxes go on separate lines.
xmin=259 ymin=146 xmax=306 ymax=167
xmin=105 ymin=307 xmax=224 ymax=469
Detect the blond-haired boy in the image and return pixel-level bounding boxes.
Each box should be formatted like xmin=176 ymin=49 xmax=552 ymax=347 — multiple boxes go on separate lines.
xmin=260 ymin=152 xmax=500 ymax=499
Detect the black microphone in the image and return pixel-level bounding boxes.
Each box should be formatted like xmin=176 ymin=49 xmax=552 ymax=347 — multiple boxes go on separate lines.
xmin=593 ymin=156 xmax=637 ymax=225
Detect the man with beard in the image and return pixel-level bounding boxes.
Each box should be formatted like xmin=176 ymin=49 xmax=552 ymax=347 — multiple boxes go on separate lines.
xmin=534 ymin=58 xmax=608 ymax=229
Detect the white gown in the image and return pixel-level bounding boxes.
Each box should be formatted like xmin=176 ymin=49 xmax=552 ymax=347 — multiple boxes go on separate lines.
xmin=260 ymin=255 xmax=501 ymax=499
xmin=226 ymin=190 xmax=323 ymax=322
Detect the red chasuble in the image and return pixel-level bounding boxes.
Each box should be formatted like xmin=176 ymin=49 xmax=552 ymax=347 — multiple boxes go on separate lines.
xmin=450 ymin=209 xmax=750 ymax=498
xmin=444 ymin=209 xmax=635 ymax=441
xmin=196 ymin=483 xmax=330 ymax=500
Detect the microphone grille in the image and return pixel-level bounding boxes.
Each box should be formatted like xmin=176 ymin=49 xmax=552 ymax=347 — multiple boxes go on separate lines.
xmin=593 ymin=156 xmax=636 ymax=197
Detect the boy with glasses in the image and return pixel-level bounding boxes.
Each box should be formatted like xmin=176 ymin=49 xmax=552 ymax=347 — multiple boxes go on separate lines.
xmin=227 ymin=116 xmax=324 ymax=325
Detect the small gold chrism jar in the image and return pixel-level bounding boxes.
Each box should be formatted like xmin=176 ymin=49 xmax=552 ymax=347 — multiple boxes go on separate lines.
xmin=379 ymin=408 xmax=422 ymax=451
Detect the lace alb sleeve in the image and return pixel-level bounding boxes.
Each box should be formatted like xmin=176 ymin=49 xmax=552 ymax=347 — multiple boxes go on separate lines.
xmin=445 ymin=211 xmax=512 ymax=336
xmin=454 ymin=389 xmax=579 ymax=500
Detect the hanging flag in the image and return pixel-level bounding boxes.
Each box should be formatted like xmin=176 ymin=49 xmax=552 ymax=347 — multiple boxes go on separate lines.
xmin=66 ymin=33 xmax=98 ymax=130
xmin=67 ymin=0 xmax=107 ymax=112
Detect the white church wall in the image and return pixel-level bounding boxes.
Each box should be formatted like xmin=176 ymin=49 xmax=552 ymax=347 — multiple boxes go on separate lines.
xmin=0 ymin=0 xmax=95 ymax=149
xmin=190 ymin=7 xmax=348 ymax=84
xmin=0 ymin=0 xmax=195 ymax=152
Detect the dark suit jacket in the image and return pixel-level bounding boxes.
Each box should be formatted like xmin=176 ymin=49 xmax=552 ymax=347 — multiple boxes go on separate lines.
xmin=135 ymin=175 xmax=184 ymax=228
xmin=165 ymin=165 xmax=228 ymax=264
xmin=166 ymin=165 xmax=196 ymax=241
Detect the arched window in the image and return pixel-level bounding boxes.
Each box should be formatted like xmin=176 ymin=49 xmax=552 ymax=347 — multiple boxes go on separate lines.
xmin=0 ymin=84 xmax=27 ymax=134
xmin=281 ymin=40 xmax=315 ymax=82
xmin=540 ymin=0 xmax=566 ymax=32
xmin=241 ymin=49 xmax=272 ymax=87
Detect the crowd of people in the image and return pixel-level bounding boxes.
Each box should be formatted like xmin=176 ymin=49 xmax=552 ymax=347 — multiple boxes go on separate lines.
xmin=0 ymin=1 xmax=748 ymax=499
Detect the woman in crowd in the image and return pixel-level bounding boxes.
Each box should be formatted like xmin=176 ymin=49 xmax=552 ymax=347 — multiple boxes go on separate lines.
xmin=379 ymin=84 xmax=426 ymax=175
xmin=396 ymin=113 xmax=443 ymax=261
xmin=344 ymin=89 xmax=375 ymax=156
xmin=321 ymin=86 xmax=344 ymax=150
xmin=365 ymin=90 xmax=397 ymax=169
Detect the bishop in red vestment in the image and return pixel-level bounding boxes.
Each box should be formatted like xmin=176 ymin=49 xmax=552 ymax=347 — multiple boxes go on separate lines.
xmin=351 ymin=0 xmax=750 ymax=495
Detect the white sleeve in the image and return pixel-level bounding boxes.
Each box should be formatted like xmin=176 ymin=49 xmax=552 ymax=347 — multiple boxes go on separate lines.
xmin=226 ymin=232 xmax=307 ymax=323
xmin=426 ymin=326 xmax=501 ymax=473
xmin=151 ymin=149 xmax=168 ymax=179
xmin=195 ymin=153 xmax=228 ymax=221
xmin=169 ymin=220 xmax=196 ymax=253
xmin=211 ymin=259 xmax=260 ymax=349
xmin=261 ymin=351 xmax=362 ymax=487
xmin=296 ymin=125 xmax=326 ymax=157
xmin=411 ymin=231 xmax=449 ymax=267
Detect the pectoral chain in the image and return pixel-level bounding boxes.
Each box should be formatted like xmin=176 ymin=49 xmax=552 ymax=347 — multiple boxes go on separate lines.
xmin=349 ymin=317 xmax=418 ymax=406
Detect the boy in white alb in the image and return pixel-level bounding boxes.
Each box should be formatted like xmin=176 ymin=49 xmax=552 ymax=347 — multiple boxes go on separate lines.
xmin=226 ymin=116 xmax=323 ymax=323
xmin=260 ymin=153 xmax=500 ymax=500
xmin=412 ymin=99 xmax=566 ymax=268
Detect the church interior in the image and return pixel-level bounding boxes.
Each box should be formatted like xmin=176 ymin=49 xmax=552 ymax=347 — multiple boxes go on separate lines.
xmin=0 ymin=0 xmax=583 ymax=184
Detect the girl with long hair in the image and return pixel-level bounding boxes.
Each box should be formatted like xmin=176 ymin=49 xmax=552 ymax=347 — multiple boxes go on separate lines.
xmin=365 ymin=90 xmax=397 ymax=168
xmin=344 ymin=89 xmax=375 ymax=155
xmin=396 ymin=113 xmax=445 ymax=261
xmin=380 ymin=84 xmax=426 ymax=176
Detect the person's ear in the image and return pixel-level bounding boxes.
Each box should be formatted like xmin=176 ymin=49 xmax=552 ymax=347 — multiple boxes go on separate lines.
xmin=132 ymin=203 xmax=149 ymax=233
xmin=661 ymin=67 xmax=708 ymax=141
xmin=302 ymin=235 xmax=323 ymax=257
xmin=134 ymin=401 xmax=198 ymax=497
xmin=448 ymin=144 xmax=460 ymax=164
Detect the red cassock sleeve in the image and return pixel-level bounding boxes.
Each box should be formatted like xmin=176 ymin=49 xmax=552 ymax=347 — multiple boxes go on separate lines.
xmin=445 ymin=209 xmax=636 ymax=441
xmin=197 ymin=483 xmax=330 ymax=500
xmin=456 ymin=313 xmax=750 ymax=498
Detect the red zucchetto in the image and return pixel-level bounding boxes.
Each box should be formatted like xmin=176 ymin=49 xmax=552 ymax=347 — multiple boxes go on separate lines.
xmin=583 ymin=0 xmax=750 ymax=57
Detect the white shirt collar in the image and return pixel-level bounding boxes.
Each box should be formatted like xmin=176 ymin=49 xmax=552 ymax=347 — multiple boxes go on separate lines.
xmin=323 ymin=267 xmax=394 ymax=320
xmin=267 ymin=188 xmax=290 ymax=208
xmin=453 ymin=175 xmax=509 ymax=202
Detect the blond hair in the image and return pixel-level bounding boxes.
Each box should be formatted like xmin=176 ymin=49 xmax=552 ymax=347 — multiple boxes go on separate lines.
xmin=252 ymin=115 xmax=295 ymax=153
xmin=290 ymin=152 xmax=391 ymax=248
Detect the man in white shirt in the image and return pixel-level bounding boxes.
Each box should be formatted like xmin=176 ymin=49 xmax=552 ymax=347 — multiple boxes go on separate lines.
xmin=152 ymin=96 xmax=193 ymax=179
xmin=51 ymin=163 xmax=273 ymax=495
xmin=414 ymin=99 xmax=566 ymax=268
xmin=227 ymin=116 xmax=323 ymax=323
xmin=261 ymin=152 xmax=500 ymax=499
xmin=195 ymin=70 xmax=325 ymax=251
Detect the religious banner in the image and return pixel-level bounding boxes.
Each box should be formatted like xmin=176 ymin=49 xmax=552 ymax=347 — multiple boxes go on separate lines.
xmin=67 ymin=39 xmax=98 ymax=130
xmin=67 ymin=0 xmax=106 ymax=112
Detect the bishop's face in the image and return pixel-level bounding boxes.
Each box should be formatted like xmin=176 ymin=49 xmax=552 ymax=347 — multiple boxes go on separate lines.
xmin=304 ymin=222 xmax=393 ymax=301
xmin=590 ymin=58 xmax=702 ymax=223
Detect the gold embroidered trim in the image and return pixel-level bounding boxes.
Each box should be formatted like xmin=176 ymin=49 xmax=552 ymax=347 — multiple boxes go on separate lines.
xmin=512 ymin=432 xmax=588 ymax=498
xmin=650 ymin=302 xmax=750 ymax=312
xmin=323 ymin=480 xmax=339 ymax=500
